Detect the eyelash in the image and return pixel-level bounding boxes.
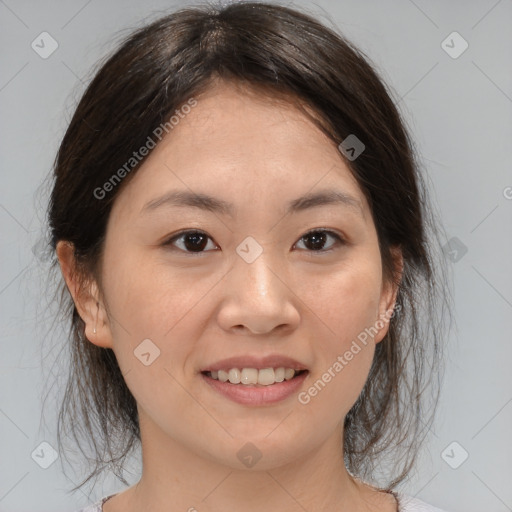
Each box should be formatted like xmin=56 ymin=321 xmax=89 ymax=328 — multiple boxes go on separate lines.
xmin=162 ymin=229 xmax=346 ymax=255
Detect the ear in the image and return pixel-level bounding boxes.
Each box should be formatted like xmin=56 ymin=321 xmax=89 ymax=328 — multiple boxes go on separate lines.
xmin=56 ymin=240 xmax=113 ymax=349
xmin=374 ymin=245 xmax=403 ymax=344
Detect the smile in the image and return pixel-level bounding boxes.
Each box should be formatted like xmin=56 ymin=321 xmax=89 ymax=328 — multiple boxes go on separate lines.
xmin=204 ymin=367 xmax=306 ymax=386
xmin=201 ymin=369 xmax=309 ymax=405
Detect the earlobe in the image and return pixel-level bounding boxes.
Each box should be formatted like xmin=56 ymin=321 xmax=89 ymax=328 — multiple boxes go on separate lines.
xmin=375 ymin=246 xmax=404 ymax=344
xmin=56 ymin=240 xmax=113 ymax=349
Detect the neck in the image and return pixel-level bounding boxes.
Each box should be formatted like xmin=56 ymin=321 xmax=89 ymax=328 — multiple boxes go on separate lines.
xmin=116 ymin=410 xmax=374 ymax=512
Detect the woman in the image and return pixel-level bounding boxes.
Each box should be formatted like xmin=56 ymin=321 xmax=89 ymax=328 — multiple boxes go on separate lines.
xmin=48 ymin=2 xmax=450 ymax=511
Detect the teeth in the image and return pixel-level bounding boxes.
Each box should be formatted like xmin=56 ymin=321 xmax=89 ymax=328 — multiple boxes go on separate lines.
xmin=208 ymin=367 xmax=301 ymax=386
xmin=228 ymin=368 xmax=241 ymax=384
xmin=274 ymin=367 xmax=285 ymax=382
xmin=257 ymin=368 xmax=275 ymax=385
xmin=284 ymin=368 xmax=295 ymax=380
xmin=241 ymin=368 xmax=258 ymax=385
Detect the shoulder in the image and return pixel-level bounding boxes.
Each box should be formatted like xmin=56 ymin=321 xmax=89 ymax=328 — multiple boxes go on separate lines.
xmin=396 ymin=492 xmax=450 ymax=512
xmin=73 ymin=493 xmax=117 ymax=512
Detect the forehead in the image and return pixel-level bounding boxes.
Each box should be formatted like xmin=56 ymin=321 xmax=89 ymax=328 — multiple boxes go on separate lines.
xmin=109 ymin=81 xmax=368 ymax=220
xmin=168 ymin=81 xmax=332 ymax=157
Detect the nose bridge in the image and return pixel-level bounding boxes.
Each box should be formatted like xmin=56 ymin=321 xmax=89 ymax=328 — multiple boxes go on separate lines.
xmin=216 ymin=238 xmax=299 ymax=334
xmin=233 ymin=242 xmax=281 ymax=303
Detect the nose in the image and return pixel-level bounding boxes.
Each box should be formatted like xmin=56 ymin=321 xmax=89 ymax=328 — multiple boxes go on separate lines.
xmin=216 ymin=249 xmax=301 ymax=336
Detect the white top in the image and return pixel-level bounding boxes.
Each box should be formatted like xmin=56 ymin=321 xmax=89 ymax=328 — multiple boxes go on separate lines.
xmin=76 ymin=491 xmax=450 ymax=511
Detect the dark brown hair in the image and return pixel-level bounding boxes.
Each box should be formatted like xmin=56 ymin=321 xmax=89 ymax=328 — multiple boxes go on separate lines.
xmin=46 ymin=1 xmax=450 ymax=491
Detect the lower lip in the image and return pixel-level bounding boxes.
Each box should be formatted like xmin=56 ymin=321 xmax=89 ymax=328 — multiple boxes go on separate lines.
xmin=201 ymin=371 xmax=308 ymax=406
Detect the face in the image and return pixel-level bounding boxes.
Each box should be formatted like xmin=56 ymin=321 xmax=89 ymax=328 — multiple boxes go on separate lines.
xmin=65 ymin=81 xmax=399 ymax=470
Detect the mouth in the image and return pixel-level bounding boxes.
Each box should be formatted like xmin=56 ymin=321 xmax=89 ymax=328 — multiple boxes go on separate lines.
xmin=201 ymin=368 xmax=309 ymax=386
xmin=200 ymin=367 xmax=309 ymax=406
xmin=199 ymin=354 xmax=310 ymax=405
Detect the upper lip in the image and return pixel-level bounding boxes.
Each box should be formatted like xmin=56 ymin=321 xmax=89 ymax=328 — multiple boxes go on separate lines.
xmin=201 ymin=354 xmax=308 ymax=372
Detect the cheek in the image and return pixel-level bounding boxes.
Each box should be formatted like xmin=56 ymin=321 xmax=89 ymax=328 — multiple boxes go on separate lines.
xmin=99 ymin=255 xmax=210 ymax=424
xmin=297 ymin=254 xmax=383 ymax=345
xmin=294 ymin=258 xmax=382 ymax=414
xmin=103 ymin=245 xmax=215 ymax=336
xmin=100 ymin=248 xmax=224 ymax=388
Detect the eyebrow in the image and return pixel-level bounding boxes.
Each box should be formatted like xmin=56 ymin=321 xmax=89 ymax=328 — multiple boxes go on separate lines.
xmin=140 ymin=189 xmax=363 ymax=217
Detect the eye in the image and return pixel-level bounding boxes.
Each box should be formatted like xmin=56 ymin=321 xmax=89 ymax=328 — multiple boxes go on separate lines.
xmin=163 ymin=228 xmax=345 ymax=254
xmin=294 ymin=229 xmax=345 ymax=252
xmin=163 ymin=230 xmax=218 ymax=253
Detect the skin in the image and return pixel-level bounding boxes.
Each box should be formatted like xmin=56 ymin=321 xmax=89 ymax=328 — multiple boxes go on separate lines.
xmin=57 ymin=80 xmax=402 ymax=512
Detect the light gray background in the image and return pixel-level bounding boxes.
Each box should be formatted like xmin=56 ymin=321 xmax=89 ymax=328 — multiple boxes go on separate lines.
xmin=1 ymin=0 xmax=511 ymax=511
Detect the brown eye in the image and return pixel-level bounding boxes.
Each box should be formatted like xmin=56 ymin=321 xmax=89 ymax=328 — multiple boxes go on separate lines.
xmin=164 ymin=230 xmax=217 ymax=253
xmin=295 ymin=230 xmax=344 ymax=252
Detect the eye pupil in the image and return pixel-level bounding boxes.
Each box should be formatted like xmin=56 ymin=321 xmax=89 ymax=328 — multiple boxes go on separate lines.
xmin=184 ymin=232 xmax=208 ymax=252
xmin=305 ymin=231 xmax=327 ymax=251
